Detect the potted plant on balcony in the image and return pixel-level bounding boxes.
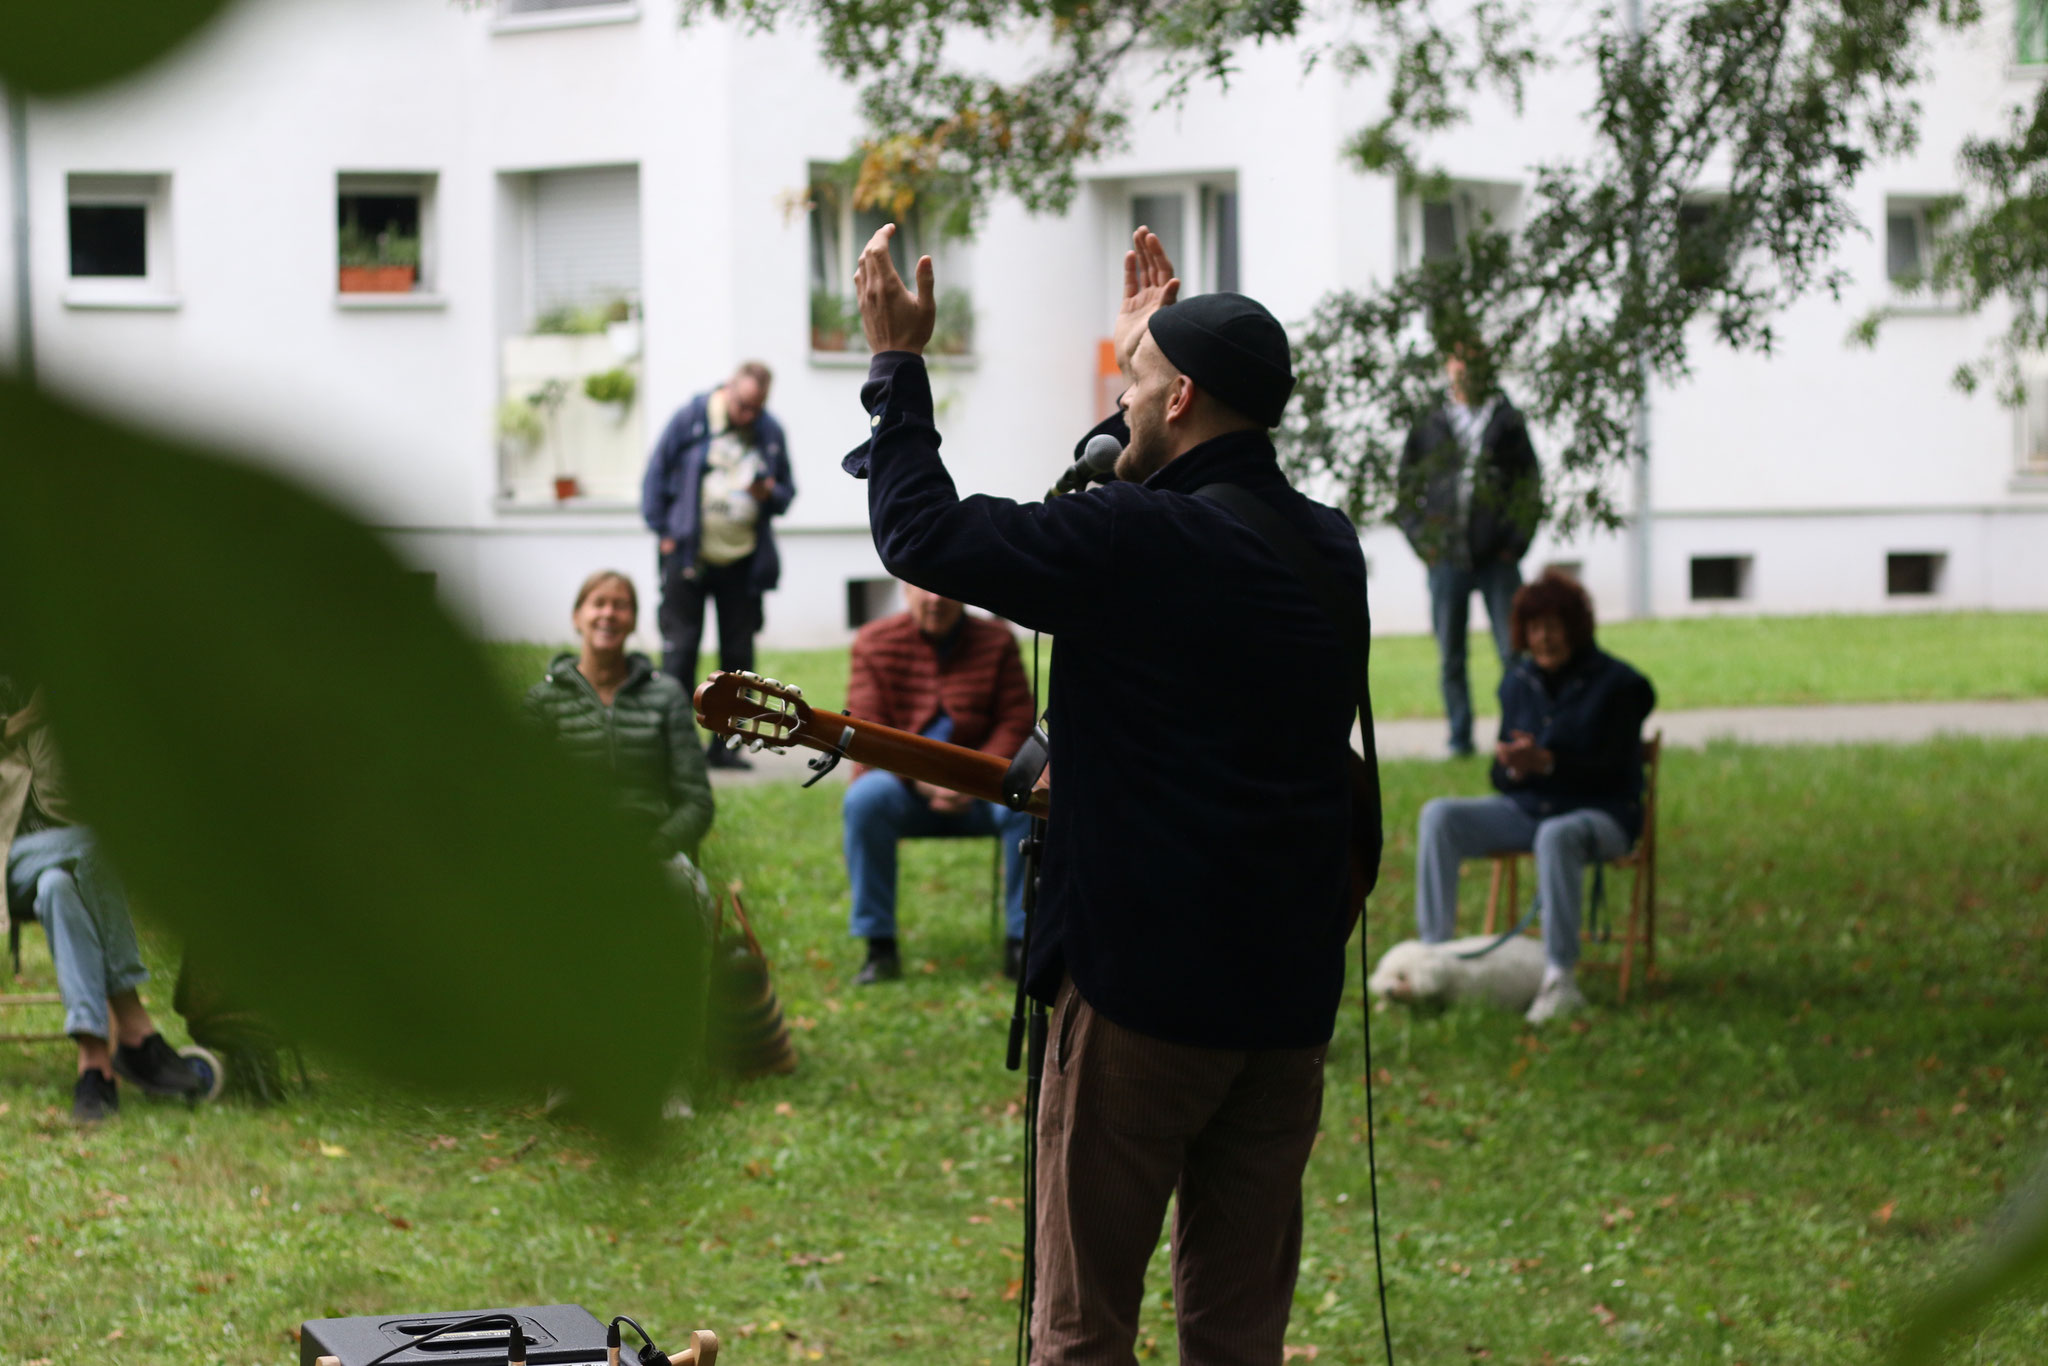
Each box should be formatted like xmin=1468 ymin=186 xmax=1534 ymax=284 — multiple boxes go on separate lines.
xmin=339 ymin=222 xmax=421 ymax=294
xmin=518 ymin=379 xmax=576 ymax=500
xmin=583 ymin=367 xmax=637 ymax=422
xmin=810 ymin=288 xmax=857 ymax=352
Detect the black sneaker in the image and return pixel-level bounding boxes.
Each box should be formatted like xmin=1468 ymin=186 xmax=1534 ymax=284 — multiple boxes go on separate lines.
xmin=854 ymin=950 xmax=902 ymax=985
xmin=1003 ymin=938 xmax=1025 ymax=982
xmin=112 ymin=1032 xmax=206 ymax=1097
xmin=72 ymin=1069 xmax=119 ymax=1123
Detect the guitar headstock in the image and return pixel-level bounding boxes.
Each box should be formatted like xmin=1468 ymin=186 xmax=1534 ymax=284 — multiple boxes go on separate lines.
xmin=693 ymin=671 xmax=814 ymax=752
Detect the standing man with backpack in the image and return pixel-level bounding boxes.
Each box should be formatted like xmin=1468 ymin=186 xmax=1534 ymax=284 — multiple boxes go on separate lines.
xmin=1395 ymin=339 xmax=1542 ymax=759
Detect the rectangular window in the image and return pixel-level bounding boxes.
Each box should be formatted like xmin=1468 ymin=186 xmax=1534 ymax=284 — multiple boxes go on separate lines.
xmin=2024 ymin=377 xmax=2048 ymax=475
xmin=1885 ymin=552 xmax=1944 ymax=597
xmin=1110 ymin=174 xmax=1240 ymax=304
xmin=1689 ymin=555 xmax=1751 ymax=602
xmin=1675 ymin=197 xmax=1732 ymax=291
xmin=65 ymin=174 xmax=172 ymax=302
xmin=1420 ymin=200 xmax=1459 ymax=262
xmin=338 ymin=173 xmax=434 ymax=295
xmin=809 ymin=165 xmax=972 ymax=356
xmin=69 ymin=204 xmax=146 ymax=277
xmin=1886 ymin=204 xmax=1927 ymax=287
xmin=1541 ymin=560 xmax=1584 ymax=581
xmin=496 ymin=165 xmax=645 ymax=507
xmin=1401 ymin=180 xmax=1520 ymax=270
xmin=2021 ymin=0 xmax=2048 ymax=65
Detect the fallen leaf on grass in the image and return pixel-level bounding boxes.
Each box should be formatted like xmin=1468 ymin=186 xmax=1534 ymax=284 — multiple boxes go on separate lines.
xmin=967 ymin=1215 xmax=991 ymax=1225
xmin=775 ymin=1102 xmax=795 ymax=1116
xmin=318 ymin=1143 xmax=347 ymax=1158
xmin=1002 ymin=1278 xmax=1022 ymax=1302
xmin=942 ymin=1287 xmax=972 ymax=1301
xmin=104 ymin=1329 xmax=124 ymax=1342
xmin=1591 ymin=1303 xmax=1619 ymax=1329
xmin=385 ymin=1214 xmax=413 ymax=1231
xmin=425 ymin=1135 xmax=459 ymax=1151
xmin=1873 ymin=1200 xmax=1897 ymax=1224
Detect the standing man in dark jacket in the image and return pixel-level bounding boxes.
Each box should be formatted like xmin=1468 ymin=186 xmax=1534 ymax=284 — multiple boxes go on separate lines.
xmin=1395 ymin=341 xmax=1542 ymax=758
xmin=640 ymin=361 xmax=795 ymax=768
xmin=846 ymin=225 xmax=1379 ymax=1363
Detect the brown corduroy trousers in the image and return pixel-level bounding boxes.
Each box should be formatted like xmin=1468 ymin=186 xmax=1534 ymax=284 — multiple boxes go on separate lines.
xmin=1030 ymin=977 xmax=1327 ymax=1365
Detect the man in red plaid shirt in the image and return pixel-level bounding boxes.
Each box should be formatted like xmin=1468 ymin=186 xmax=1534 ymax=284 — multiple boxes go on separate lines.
xmin=842 ymin=582 xmax=1038 ymax=984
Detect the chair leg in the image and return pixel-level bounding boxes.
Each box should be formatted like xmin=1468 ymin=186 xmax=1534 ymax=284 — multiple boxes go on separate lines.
xmin=1484 ymin=859 xmax=1504 ymax=935
xmin=1618 ymin=865 xmax=1644 ymax=1006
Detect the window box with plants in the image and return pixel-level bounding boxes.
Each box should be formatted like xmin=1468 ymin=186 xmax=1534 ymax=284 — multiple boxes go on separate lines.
xmin=583 ymin=367 xmax=637 ymax=422
xmin=338 ymin=222 xmax=421 ymax=294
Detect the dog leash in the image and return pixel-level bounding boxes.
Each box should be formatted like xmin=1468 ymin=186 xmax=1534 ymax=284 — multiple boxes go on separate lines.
xmin=1454 ymin=828 xmax=1609 ymax=959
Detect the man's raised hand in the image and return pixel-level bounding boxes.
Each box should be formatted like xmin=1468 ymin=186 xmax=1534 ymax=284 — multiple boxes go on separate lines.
xmin=1112 ymin=226 xmax=1181 ymax=376
xmin=853 ymin=223 xmax=936 ymax=356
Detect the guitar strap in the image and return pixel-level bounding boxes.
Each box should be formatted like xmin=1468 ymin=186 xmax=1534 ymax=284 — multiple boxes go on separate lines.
xmin=1195 ymin=480 xmax=1397 ymax=1366
xmin=1193 ymin=483 xmax=1383 ymax=879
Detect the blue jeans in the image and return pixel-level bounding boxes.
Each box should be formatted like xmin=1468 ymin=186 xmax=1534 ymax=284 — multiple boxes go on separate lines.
xmin=1427 ymin=559 xmax=1522 ymax=754
xmin=1414 ymin=795 xmax=1630 ymax=971
xmin=5 ymin=827 xmax=148 ymax=1038
xmin=843 ymin=770 xmax=1033 ymax=941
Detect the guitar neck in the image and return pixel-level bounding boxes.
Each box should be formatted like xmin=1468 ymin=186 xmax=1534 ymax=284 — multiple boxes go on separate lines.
xmin=800 ymin=711 xmax=1049 ymax=818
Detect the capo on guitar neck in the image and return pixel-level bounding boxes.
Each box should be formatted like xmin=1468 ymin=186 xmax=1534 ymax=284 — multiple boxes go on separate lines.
xmin=802 ymin=721 xmax=857 ymax=788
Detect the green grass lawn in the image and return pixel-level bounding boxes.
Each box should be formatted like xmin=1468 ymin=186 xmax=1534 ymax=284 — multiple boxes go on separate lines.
xmin=488 ymin=611 xmax=2048 ymax=722
xmin=5 ymin=738 xmax=2046 ymax=1362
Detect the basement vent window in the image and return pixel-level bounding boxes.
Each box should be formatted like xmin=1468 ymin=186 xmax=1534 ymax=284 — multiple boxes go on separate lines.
xmin=846 ymin=578 xmax=902 ymax=631
xmin=1886 ymin=552 xmax=1945 ymax=597
xmin=1689 ymin=555 xmax=1751 ymax=602
xmin=65 ymin=173 xmax=175 ymax=306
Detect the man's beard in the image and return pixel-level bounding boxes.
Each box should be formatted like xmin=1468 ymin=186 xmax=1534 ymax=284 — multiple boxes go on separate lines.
xmin=1115 ymin=419 xmax=1172 ymax=484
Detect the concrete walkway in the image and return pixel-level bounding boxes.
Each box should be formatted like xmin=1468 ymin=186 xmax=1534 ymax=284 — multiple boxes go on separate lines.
xmin=705 ymin=697 xmax=2048 ymax=788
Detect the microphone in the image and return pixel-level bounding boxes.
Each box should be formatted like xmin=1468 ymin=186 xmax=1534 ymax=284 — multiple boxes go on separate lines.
xmin=1049 ymin=433 xmax=1122 ymax=498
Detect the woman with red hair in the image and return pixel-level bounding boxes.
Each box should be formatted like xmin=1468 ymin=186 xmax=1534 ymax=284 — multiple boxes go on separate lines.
xmin=1412 ymin=570 xmax=1656 ymax=1024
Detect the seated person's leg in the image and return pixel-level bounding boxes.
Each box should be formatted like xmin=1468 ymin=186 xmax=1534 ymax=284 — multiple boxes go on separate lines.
xmin=1414 ymin=795 xmax=1536 ymax=943
xmin=994 ymin=804 xmax=1034 ymax=944
xmin=1530 ymin=810 xmax=1631 ymax=973
xmin=844 ymin=771 xmax=975 ymax=981
xmin=34 ymin=864 xmax=118 ymax=1054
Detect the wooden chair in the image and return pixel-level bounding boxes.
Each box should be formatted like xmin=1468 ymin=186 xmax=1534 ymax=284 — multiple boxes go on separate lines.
xmin=1481 ymin=731 xmax=1663 ymax=1004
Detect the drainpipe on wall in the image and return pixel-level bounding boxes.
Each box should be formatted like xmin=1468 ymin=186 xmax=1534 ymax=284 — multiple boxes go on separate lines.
xmin=7 ymin=82 xmax=31 ymax=385
xmin=1624 ymin=0 xmax=1652 ymax=619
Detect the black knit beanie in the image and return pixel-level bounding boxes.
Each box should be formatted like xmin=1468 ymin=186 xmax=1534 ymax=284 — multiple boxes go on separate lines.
xmin=1145 ymin=292 xmax=1296 ymax=428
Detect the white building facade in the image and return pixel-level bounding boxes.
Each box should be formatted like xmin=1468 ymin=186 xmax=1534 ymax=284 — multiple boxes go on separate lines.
xmin=6 ymin=0 xmax=2047 ymax=646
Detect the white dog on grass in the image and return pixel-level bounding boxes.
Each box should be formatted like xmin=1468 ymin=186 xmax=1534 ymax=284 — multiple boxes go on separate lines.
xmin=1367 ymin=935 xmax=1549 ymax=1014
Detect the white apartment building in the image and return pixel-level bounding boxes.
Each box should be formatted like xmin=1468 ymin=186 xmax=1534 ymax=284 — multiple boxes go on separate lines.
xmin=5 ymin=0 xmax=2046 ymax=646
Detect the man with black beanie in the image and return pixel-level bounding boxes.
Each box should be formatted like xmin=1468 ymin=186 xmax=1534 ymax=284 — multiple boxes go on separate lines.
xmin=845 ymin=225 xmax=1381 ymax=1363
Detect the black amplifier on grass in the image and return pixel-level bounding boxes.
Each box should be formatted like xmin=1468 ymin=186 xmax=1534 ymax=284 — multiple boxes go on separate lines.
xmin=299 ymin=1304 xmax=609 ymax=1366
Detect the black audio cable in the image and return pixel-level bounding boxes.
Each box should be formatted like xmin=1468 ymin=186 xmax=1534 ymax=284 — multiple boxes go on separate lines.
xmin=608 ymin=1314 xmax=671 ymax=1366
xmin=357 ymin=1313 xmax=523 ymax=1366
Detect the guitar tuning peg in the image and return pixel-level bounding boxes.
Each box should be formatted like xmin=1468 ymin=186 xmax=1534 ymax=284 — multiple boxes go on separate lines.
xmin=746 ymin=737 xmax=765 ymax=753
xmin=788 ymin=685 xmax=803 ymax=698
xmin=725 ymin=734 xmax=744 ymax=751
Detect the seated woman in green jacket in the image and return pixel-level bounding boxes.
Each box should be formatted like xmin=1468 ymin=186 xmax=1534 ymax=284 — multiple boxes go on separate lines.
xmin=525 ymin=571 xmax=715 ymax=885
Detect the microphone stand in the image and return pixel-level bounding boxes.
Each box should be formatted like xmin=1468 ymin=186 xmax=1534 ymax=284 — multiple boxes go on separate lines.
xmin=1005 ymin=814 xmax=1046 ymax=1366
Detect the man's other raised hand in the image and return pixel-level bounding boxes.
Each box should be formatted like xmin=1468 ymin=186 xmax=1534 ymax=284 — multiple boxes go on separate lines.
xmin=1113 ymin=227 xmax=1181 ymax=379
xmin=854 ymin=223 xmax=936 ymax=356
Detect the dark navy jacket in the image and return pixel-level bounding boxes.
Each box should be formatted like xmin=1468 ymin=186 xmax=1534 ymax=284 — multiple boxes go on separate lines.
xmin=640 ymin=390 xmax=796 ymax=592
xmin=845 ymin=352 xmax=1376 ymax=1050
xmin=1491 ymin=647 xmax=1657 ymax=842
